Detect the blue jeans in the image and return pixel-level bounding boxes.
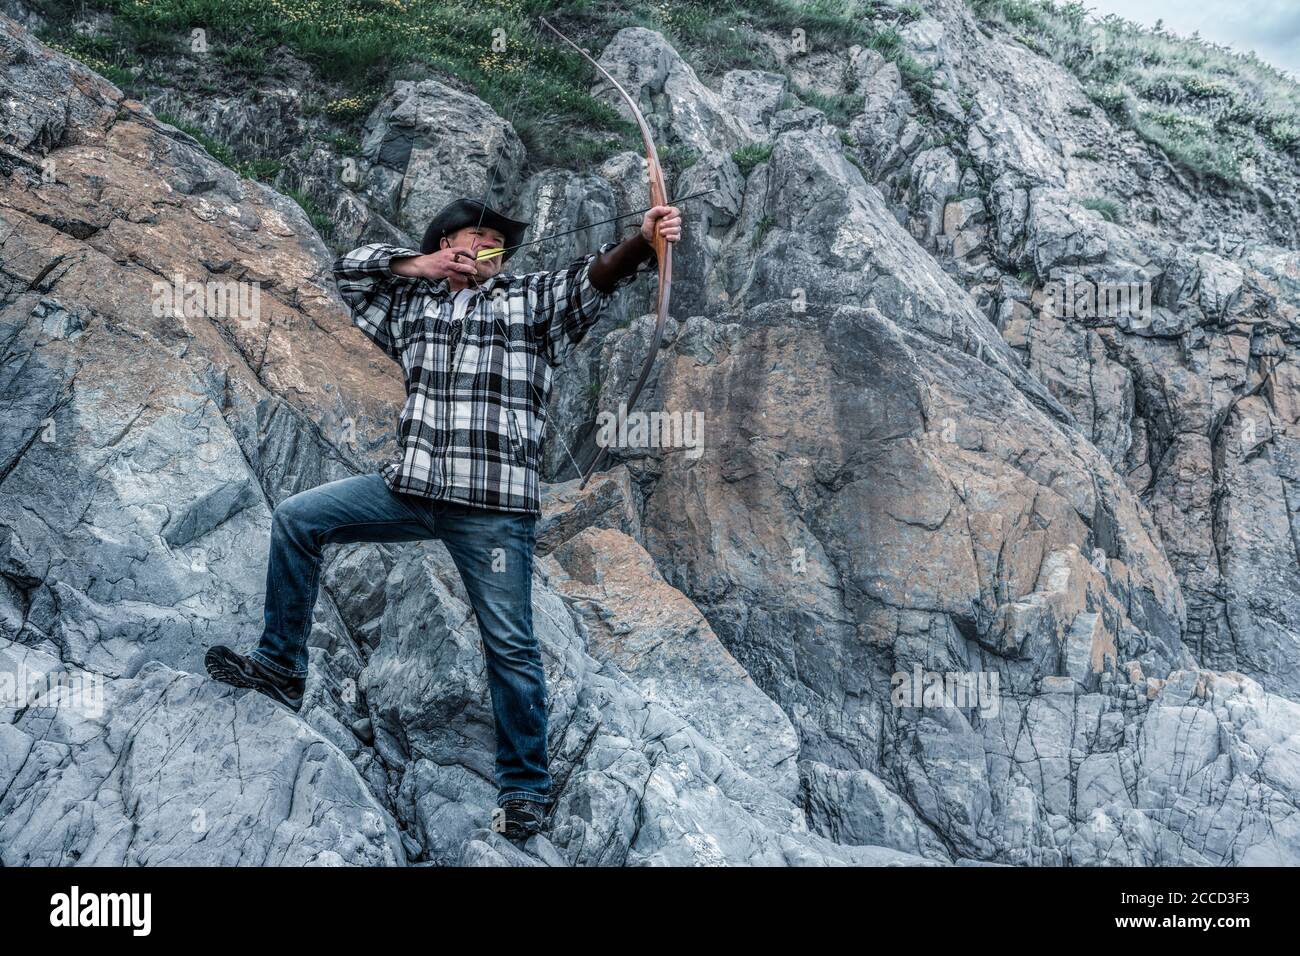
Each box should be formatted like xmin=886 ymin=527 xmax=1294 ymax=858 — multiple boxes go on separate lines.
xmin=249 ymin=473 xmax=550 ymax=808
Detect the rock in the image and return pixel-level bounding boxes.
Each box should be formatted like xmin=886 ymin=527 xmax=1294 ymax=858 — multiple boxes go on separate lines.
xmin=1026 ymin=188 xmax=1112 ymax=274
xmin=847 ymin=45 xmax=889 ymax=93
xmin=951 ymin=225 xmax=987 ymax=260
xmin=967 ymin=90 xmax=1065 ymax=189
xmin=356 ymin=77 xmax=526 ymax=241
xmin=800 ymin=759 xmax=952 ymax=860
xmin=899 ymin=18 xmax=948 ymax=68
xmin=719 ymin=70 xmax=788 ymax=141
xmin=1197 ymin=252 xmax=1246 ymax=318
xmin=545 ymin=527 xmax=801 ymax=797
xmin=4 ymin=5 xmax=1300 ymax=868
xmin=590 ymin=28 xmax=750 ymax=157
xmin=931 ymin=86 xmax=966 ymax=124
xmin=537 ymin=467 xmax=643 ymax=556
xmin=358 ymin=541 xmax=934 ymax=866
xmin=910 ymin=147 xmax=961 ymax=242
xmin=0 ymin=639 xmax=406 ymax=865
xmin=848 ymin=62 xmax=910 ymax=177
xmin=944 ymin=197 xmax=986 ymax=234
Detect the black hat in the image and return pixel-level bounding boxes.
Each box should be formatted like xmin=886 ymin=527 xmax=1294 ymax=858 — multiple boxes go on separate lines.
xmin=419 ymin=198 xmax=530 ymax=260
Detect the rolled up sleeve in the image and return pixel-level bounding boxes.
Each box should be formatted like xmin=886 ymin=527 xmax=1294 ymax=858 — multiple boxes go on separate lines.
xmin=526 ymin=241 xmax=644 ymax=367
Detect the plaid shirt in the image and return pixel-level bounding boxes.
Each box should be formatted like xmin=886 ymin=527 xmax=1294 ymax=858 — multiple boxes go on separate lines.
xmin=333 ymin=241 xmax=642 ymax=514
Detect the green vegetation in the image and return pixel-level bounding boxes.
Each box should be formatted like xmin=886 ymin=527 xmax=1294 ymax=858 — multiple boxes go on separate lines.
xmin=155 ymin=112 xmax=288 ymax=184
xmin=733 ymin=143 xmax=774 ymax=176
xmin=39 ymin=31 xmax=139 ymax=86
xmin=321 ymin=131 xmax=361 ymax=156
xmin=659 ymin=143 xmax=701 ymax=180
xmin=626 ymin=0 xmax=881 ymax=76
xmin=860 ymin=23 xmax=935 ymax=98
xmin=322 ymin=95 xmax=377 ymax=121
xmin=154 ymin=111 xmax=237 ymax=167
xmin=27 ymin=0 xmax=909 ymax=173
xmin=791 ymin=84 xmax=865 ymax=128
xmin=969 ymin=0 xmax=1300 ymax=186
xmin=1081 ymin=196 xmax=1122 ymax=223
xmin=36 ymin=0 xmax=1297 ymax=197
xmin=213 ymin=41 xmax=277 ymax=75
xmin=240 ymin=158 xmax=285 ymax=182
xmin=35 ymin=0 xmax=894 ymax=170
xmin=898 ymin=3 xmax=924 ymax=23
xmin=286 ymin=186 xmax=333 ymax=238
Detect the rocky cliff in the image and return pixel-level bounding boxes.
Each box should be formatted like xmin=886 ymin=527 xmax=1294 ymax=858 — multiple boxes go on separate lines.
xmin=3 ymin=0 xmax=1300 ymax=866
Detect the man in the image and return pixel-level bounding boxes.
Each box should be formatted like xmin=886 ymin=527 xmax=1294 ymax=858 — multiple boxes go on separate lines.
xmin=205 ymin=196 xmax=682 ymax=841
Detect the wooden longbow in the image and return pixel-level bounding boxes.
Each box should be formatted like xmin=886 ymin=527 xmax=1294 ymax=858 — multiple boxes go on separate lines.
xmin=539 ymin=17 xmax=673 ymax=489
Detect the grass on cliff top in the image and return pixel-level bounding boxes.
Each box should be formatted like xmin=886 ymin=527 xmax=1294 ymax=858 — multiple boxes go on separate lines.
xmin=969 ymin=0 xmax=1300 ymax=186
xmin=30 ymin=0 xmax=883 ymax=171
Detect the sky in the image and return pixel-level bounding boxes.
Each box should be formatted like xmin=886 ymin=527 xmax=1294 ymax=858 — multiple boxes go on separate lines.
xmin=1082 ymin=0 xmax=1300 ymax=79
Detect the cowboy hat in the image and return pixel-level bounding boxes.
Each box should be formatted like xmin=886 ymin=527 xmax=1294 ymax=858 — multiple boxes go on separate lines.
xmin=419 ymin=198 xmax=530 ymax=260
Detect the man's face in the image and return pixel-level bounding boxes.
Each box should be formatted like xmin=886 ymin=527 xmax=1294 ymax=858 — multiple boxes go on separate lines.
xmin=443 ymin=224 xmax=507 ymax=279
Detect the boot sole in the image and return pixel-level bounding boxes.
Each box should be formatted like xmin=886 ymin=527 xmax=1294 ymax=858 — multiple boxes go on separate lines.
xmin=205 ymin=647 xmax=303 ymax=712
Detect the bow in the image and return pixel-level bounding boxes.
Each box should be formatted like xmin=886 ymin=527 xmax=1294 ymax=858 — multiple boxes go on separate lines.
xmin=539 ymin=18 xmax=673 ymax=490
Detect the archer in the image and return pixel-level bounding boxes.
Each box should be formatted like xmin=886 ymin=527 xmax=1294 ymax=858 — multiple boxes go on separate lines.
xmin=205 ymin=195 xmax=681 ymax=842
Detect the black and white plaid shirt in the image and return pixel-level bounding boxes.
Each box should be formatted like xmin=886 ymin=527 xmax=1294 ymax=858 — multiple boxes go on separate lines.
xmin=333 ymin=241 xmax=640 ymax=514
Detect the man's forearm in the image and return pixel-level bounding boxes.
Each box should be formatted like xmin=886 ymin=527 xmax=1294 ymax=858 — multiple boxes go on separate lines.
xmin=389 ymin=253 xmax=427 ymax=278
xmin=589 ymin=232 xmax=655 ymax=293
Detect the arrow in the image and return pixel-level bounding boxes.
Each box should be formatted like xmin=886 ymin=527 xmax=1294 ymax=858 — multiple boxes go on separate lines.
xmin=472 ymin=188 xmax=715 ymax=260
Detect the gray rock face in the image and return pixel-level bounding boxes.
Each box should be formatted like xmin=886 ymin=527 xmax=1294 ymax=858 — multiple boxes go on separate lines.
xmin=545 ymin=527 xmax=802 ymax=798
xmin=585 ymin=27 xmax=749 ymax=156
xmin=910 ymin=147 xmax=961 ymax=243
xmin=354 ymin=77 xmax=528 ymax=245
xmin=353 ymin=539 xmax=932 ymax=866
xmin=3 ymin=5 xmax=1300 ymax=868
xmin=719 ymin=71 xmax=788 ymax=142
xmin=0 ymin=638 xmax=406 ymax=865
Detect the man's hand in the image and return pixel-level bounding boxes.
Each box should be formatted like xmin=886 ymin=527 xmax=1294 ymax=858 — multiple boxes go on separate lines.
xmin=641 ymin=205 xmax=681 ymax=245
xmin=391 ymin=247 xmax=480 ymax=282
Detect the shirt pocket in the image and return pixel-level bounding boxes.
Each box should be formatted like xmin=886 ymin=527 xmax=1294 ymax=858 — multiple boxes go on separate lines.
xmin=503 ymin=406 xmax=528 ymax=466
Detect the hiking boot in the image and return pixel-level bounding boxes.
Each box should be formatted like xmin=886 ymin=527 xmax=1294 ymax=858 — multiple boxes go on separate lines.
xmin=490 ymin=798 xmax=549 ymax=841
xmin=205 ymin=644 xmax=305 ymax=713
